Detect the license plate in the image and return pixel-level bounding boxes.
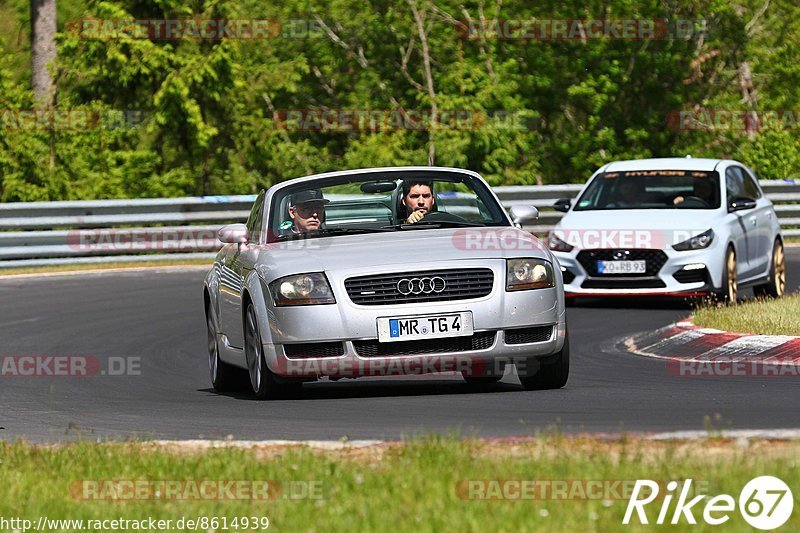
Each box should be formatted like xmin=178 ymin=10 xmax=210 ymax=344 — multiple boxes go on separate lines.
xmin=377 ymin=312 xmax=474 ymax=342
xmin=597 ymin=260 xmax=646 ymax=274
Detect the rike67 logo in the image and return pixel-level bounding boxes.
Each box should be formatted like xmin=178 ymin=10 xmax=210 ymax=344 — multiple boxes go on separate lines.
xmin=623 ymin=476 xmax=794 ymax=530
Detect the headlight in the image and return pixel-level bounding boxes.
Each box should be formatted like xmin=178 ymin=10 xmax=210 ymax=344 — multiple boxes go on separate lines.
xmin=547 ymin=232 xmax=574 ymax=252
xmin=506 ymin=258 xmax=554 ymax=291
xmin=270 ymin=272 xmax=336 ymax=306
xmin=673 ymin=229 xmax=714 ymax=251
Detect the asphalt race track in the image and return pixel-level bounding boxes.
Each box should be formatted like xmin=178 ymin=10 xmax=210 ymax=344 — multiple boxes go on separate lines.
xmin=2 ymin=249 xmax=799 ymax=442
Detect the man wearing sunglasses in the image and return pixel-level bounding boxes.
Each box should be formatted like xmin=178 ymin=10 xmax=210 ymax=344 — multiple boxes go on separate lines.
xmin=288 ymin=189 xmax=330 ymax=233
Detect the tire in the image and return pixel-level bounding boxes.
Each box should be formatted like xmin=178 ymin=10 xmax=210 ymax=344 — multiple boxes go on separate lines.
xmin=244 ymin=303 xmax=301 ymax=400
xmin=754 ymin=240 xmax=786 ymax=298
xmin=518 ymin=329 xmax=570 ymax=391
xmin=716 ymin=246 xmax=738 ymax=304
xmin=206 ymin=305 xmax=245 ymax=392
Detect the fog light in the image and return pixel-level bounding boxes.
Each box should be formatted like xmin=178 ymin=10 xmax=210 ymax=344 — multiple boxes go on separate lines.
xmin=682 ymin=263 xmax=706 ymax=271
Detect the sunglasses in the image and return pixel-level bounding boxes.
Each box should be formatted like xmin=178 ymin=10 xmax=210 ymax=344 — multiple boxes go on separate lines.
xmin=294 ymin=203 xmax=325 ymax=218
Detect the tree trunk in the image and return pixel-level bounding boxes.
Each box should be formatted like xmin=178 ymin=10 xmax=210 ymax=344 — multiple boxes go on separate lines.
xmin=30 ymin=0 xmax=57 ymax=106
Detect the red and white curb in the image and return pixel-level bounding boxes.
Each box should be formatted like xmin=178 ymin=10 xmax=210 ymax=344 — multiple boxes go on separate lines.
xmin=624 ymin=320 xmax=800 ymax=376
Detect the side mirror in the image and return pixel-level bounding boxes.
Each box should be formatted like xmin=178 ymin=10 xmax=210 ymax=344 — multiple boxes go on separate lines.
xmin=218 ymin=223 xmax=249 ymax=244
xmin=728 ymin=197 xmax=757 ymax=212
xmin=553 ymin=198 xmax=572 ymax=213
xmin=509 ymin=205 xmax=539 ymax=225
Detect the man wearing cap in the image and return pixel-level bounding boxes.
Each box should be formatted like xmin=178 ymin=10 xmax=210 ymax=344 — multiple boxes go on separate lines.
xmin=288 ymin=189 xmax=330 ymax=233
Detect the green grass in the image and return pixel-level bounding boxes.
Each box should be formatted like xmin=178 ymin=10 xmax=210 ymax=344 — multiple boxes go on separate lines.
xmin=0 ymin=258 xmax=210 ymax=276
xmin=693 ymin=293 xmax=800 ymax=335
xmin=1 ymin=436 xmax=798 ymax=532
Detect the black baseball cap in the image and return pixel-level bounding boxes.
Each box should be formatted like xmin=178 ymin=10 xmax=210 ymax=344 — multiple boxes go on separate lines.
xmin=289 ymin=189 xmax=330 ymax=207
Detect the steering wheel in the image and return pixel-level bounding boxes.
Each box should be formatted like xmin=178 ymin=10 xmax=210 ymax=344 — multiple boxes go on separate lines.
xmin=419 ymin=211 xmax=468 ymax=223
xmin=678 ymin=196 xmax=710 ymax=208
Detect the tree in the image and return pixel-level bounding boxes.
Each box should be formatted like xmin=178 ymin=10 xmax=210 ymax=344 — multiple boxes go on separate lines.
xmin=30 ymin=0 xmax=57 ymax=105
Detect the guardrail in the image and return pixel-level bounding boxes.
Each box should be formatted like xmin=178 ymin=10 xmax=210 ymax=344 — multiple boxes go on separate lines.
xmin=1 ymin=181 xmax=798 ymax=268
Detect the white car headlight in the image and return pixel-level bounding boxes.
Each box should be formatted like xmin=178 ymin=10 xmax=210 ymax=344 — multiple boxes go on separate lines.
xmin=673 ymin=229 xmax=715 ymax=251
xmin=506 ymin=258 xmax=554 ymax=291
xmin=270 ymin=273 xmax=336 ymax=306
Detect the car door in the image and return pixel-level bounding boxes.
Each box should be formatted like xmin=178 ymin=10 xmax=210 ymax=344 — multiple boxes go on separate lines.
xmin=218 ymin=192 xmax=264 ymax=349
xmin=740 ymin=166 xmax=774 ymax=277
xmin=724 ymin=166 xmax=758 ymax=279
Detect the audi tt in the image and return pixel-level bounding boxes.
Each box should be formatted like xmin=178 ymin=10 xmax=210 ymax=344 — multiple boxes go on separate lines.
xmin=204 ymin=167 xmax=568 ymax=399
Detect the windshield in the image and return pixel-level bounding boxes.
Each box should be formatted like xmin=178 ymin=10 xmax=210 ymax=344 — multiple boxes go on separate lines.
xmin=266 ymin=171 xmax=509 ymax=242
xmin=573 ymin=170 xmax=721 ymax=211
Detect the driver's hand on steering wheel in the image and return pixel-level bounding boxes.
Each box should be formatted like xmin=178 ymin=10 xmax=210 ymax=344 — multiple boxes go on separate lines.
xmin=406 ymin=210 xmax=426 ymax=224
xmin=673 ymin=196 xmax=685 ymax=205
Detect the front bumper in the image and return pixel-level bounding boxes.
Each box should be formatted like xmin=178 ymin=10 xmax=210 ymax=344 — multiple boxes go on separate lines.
xmin=265 ymin=321 xmax=567 ymax=379
xmin=260 ymin=259 xmax=566 ymax=378
xmin=552 ymin=246 xmax=720 ymax=297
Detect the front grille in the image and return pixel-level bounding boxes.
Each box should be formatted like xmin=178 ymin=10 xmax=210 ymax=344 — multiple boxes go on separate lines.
xmin=284 ymin=342 xmax=344 ymax=358
xmin=353 ymin=331 xmax=496 ymax=356
xmin=561 ymin=268 xmax=576 ymax=284
xmin=581 ymin=278 xmax=666 ymax=289
xmin=576 ymin=249 xmax=668 ymax=277
xmin=505 ymin=325 xmax=553 ymax=345
xmin=345 ymin=268 xmax=493 ymax=305
xmin=674 ymin=267 xmax=709 ymax=284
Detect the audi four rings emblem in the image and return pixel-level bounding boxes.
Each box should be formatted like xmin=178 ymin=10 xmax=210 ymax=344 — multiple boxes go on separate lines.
xmin=397 ymin=277 xmax=447 ymax=295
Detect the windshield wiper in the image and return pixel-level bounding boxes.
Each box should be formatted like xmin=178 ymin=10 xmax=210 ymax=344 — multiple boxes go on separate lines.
xmin=382 ymin=220 xmax=485 ymax=230
xmin=316 ymin=227 xmax=395 ymax=235
xmin=414 ymin=220 xmax=484 ymax=227
xmin=275 ymin=227 xmax=394 ymax=241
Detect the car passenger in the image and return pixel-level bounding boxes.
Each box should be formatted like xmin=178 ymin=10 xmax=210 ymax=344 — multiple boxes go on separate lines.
xmin=288 ymin=189 xmax=329 ymax=233
xmin=401 ymin=180 xmax=436 ymax=223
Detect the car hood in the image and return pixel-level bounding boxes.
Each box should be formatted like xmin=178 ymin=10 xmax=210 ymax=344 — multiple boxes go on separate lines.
xmin=553 ymin=210 xmax=719 ymax=249
xmin=250 ymin=227 xmax=549 ymax=279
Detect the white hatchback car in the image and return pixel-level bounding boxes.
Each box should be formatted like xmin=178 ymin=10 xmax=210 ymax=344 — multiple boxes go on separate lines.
xmin=548 ymin=158 xmax=786 ymax=302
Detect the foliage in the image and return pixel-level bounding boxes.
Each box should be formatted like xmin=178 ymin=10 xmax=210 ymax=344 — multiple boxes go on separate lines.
xmin=1 ymin=0 xmax=799 ymax=200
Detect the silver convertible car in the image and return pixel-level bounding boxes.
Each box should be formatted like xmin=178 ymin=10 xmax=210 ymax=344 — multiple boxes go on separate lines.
xmin=204 ymin=167 xmax=568 ymax=399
